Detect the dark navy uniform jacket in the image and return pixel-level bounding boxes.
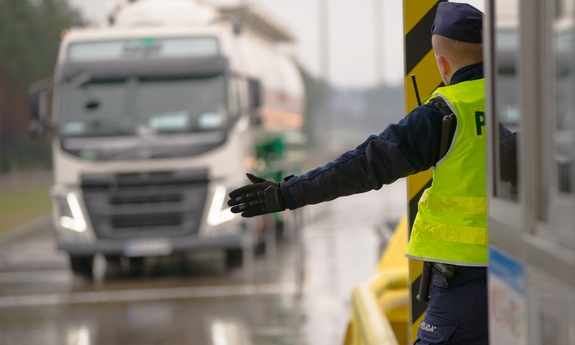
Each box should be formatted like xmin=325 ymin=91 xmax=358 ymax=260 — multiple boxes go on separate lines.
xmin=281 ymin=63 xmax=515 ymax=210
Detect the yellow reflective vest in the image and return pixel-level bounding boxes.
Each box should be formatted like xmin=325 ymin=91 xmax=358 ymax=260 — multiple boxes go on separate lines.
xmin=405 ymin=78 xmax=487 ymax=266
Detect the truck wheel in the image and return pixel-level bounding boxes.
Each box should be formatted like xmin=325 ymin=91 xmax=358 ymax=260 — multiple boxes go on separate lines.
xmin=105 ymin=255 xmax=122 ymax=271
xmin=129 ymin=257 xmax=145 ymax=275
xmin=105 ymin=255 xmax=122 ymax=265
xmin=225 ymin=248 xmax=243 ymax=269
xmin=69 ymin=255 xmax=94 ymax=278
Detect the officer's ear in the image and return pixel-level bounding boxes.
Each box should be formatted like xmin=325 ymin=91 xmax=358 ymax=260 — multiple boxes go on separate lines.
xmin=435 ymin=54 xmax=451 ymax=85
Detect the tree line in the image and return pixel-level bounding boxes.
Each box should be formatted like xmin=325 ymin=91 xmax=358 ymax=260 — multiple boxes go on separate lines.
xmin=0 ymin=0 xmax=82 ymax=172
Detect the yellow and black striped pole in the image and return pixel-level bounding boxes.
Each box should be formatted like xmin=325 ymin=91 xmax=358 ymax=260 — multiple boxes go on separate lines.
xmin=403 ymin=0 xmax=445 ymax=343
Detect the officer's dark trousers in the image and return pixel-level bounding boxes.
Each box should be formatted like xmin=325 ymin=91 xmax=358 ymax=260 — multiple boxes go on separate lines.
xmin=414 ymin=266 xmax=488 ymax=345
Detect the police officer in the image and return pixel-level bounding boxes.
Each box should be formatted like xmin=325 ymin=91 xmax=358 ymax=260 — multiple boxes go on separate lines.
xmin=229 ymin=3 xmax=501 ymax=344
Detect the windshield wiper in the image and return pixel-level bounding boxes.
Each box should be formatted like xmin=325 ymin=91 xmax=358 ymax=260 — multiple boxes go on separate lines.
xmin=70 ymin=72 xmax=92 ymax=88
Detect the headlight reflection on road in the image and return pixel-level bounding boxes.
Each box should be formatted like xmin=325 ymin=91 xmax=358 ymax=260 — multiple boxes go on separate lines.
xmin=211 ymin=319 xmax=252 ymax=345
xmin=66 ymin=325 xmax=92 ymax=345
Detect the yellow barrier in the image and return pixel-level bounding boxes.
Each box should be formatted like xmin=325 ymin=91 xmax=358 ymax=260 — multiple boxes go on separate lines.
xmin=344 ymin=215 xmax=410 ymax=345
xmin=351 ymin=268 xmax=408 ymax=345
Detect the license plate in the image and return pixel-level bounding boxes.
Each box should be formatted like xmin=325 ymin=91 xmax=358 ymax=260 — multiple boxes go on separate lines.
xmin=124 ymin=238 xmax=173 ymax=257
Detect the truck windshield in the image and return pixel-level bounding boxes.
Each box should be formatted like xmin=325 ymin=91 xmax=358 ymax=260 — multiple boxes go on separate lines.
xmin=59 ymin=74 xmax=228 ymax=137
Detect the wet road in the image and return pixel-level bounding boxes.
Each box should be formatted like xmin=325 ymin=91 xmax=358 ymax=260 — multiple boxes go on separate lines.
xmin=0 ymin=180 xmax=405 ymax=345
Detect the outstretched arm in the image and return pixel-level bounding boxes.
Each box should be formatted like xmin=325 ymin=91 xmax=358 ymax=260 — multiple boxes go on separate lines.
xmin=282 ymin=104 xmax=445 ymax=209
xmin=229 ymin=104 xmax=445 ymax=217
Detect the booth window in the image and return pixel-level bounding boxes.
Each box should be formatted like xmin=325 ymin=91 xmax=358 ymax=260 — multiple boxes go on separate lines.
xmin=493 ymin=0 xmax=520 ymax=203
xmin=542 ymin=0 xmax=575 ymax=246
xmin=552 ymin=12 xmax=574 ymax=195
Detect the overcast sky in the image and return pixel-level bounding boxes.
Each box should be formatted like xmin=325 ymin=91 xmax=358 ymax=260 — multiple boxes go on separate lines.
xmin=66 ymin=0 xmax=484 ymax=88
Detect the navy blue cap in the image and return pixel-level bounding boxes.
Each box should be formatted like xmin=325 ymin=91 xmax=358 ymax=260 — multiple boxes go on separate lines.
xmin=431 ymin=2 xmax=483 ymax=43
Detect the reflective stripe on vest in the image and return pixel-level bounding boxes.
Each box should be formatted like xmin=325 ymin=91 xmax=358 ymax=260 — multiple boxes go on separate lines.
xmin=405 ymin=78 xmax=488 ymax=266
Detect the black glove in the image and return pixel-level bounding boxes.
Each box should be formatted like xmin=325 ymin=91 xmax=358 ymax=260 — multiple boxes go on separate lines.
xmin=227 ymin=173 xmax=286 ymax=217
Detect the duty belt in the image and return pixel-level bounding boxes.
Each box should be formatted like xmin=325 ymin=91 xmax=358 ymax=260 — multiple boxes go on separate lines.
xmin=416 ymin=262 xmax=455 ymax=303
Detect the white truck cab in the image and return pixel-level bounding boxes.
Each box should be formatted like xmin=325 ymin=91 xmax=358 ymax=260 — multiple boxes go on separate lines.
xmin=30 ymin=0 xmax=305 ymax=276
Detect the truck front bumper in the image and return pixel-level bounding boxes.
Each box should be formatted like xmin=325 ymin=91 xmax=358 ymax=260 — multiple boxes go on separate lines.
xmin=57 ymin=233 xmax=249 ymax=257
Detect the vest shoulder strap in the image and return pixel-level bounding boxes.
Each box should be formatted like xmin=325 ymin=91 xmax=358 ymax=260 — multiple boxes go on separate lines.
xmin=429 ymin=97 xmax=457 ymax=162
xmin=429 ymin=96 xmax=453 ymax=116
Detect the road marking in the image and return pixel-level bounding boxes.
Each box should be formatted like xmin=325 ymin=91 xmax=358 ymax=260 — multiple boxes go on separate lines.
xmin=0 ymin=283 xmax=300 ymax=308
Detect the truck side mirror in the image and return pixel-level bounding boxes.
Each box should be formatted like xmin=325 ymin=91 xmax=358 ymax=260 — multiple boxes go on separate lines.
xmin=28 ymin=119 xmax=45 ymax=140
xmin=28 ymin=78 xmax=53 ymax=139
xmin=248 ymin=78 xmax=262 ymax=108
xmin=248 ymin=78 xmax=263 ymax=126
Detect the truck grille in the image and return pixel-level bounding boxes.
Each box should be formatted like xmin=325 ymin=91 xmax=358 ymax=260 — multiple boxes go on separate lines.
xmin=81 ymin=169 xmax=209 ymax=239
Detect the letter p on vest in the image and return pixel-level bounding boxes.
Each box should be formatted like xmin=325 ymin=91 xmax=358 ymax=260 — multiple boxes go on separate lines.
xmin=475 ymin=111 xmax=485 ymax=137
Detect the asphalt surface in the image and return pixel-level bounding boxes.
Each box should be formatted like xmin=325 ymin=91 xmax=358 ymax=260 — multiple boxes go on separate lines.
xmin=0 ymin=180 xmax=405 ymax=345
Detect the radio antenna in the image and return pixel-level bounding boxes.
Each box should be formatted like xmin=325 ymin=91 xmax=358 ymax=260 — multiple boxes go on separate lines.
xmin=411 ymin=74 xmax=422 ymax=106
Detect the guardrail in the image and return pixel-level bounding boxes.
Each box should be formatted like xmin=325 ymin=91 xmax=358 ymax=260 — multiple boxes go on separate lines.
xmin=344 ymin=215 xmax=409 ymax=345
xmin=350 ymin=268 xmax=408 ymax=345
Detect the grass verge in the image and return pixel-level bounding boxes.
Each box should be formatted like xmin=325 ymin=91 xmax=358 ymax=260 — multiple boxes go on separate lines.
xmin=0 ymin=186 xmax=51 ymax=235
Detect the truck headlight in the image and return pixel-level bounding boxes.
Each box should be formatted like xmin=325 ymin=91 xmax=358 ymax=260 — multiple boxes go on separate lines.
xmin=207 ymin=185 xmax=236 ymax=226
xmin=58 ymin=193 xmax=87 ymax=233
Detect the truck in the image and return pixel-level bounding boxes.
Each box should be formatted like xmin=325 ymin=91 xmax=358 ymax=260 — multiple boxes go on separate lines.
xmin=29 ymin=0 xmax=306 ymax=277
